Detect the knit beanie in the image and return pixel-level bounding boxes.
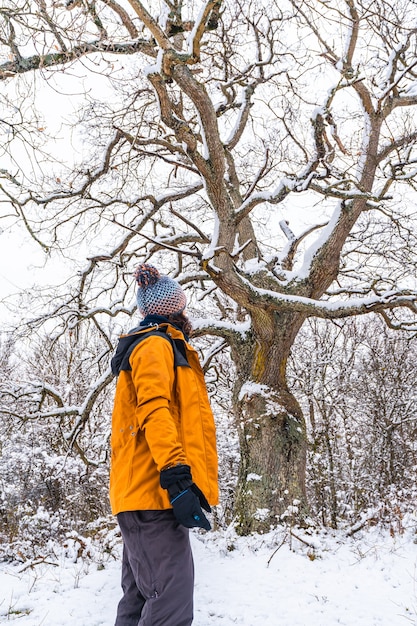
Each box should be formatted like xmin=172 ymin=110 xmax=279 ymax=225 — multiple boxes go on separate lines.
xmin=134 ymin=264 xmax=187 ymax=317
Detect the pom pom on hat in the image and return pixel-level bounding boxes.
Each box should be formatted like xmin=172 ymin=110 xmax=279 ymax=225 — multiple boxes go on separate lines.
xmin=134 ymin=263 xmax=187 ymax=316
xmin=134 ymin=264 xmax=161 ymax=289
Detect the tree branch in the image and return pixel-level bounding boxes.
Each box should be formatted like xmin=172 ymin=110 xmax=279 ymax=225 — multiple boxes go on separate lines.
xmin=126 ymin=0 xmax=172 ymax=50
xmin=237 ymin=275 xmax=417 ymax=319
xmin=234 ymin=180 xmax=293 ymax=224
xmin=0 ymin=38 xmax=157 ymax=80
xmin=172 ymin=64 xmax=226 ymax=178
xmin=225 ymin=83 xmax=256 ymax=150
xmin=100 ymin=0 xmax=140 ymax=39
xmin=111 ymin=217 xmax=202 ymax=257
xmin=188 ymin=0 xmax=222 ymax=62
xmin=377 ymin=130 xmax=417 ymax=164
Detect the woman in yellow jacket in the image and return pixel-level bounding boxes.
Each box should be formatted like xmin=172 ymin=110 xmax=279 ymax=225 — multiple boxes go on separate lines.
xmin=110 ymin=264 xmax=218 ymax=626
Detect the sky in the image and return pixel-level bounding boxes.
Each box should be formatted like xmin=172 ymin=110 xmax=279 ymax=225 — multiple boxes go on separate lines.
xmin=0 ymin=226 xmax=45 ymax=293
xmin=1 ymin=525 xmax=417 ymax=625
xmin=0 ymin=223 xmax=61 ymax=325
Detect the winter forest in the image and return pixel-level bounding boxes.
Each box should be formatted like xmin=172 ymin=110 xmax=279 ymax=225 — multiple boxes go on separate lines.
xmin=1 ymin=0 xmax=417 ymax=624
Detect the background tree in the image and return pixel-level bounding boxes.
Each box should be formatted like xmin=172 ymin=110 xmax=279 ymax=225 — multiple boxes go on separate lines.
xmin=291 ymin=316 xmax=417 ymax=532
xmin=0 ymin=326 xmax=113 ymax=558
xmin=1 ymin=0 xmax=417 ymax=534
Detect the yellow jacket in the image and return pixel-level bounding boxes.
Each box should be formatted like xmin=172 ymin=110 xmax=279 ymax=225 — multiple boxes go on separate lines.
xmin=109 ymin=322 xmax=219 ymax=515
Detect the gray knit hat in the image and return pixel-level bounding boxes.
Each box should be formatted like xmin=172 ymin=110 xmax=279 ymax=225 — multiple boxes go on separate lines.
xmin=134 ymin=264 xmax=187 ymax=316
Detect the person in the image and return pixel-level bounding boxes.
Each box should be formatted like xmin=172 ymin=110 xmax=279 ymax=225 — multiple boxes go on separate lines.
xmin=109 ymin=263 xmax=219 ymax=626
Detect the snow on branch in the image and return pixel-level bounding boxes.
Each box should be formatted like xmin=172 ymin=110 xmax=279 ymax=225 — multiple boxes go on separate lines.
xmin=376 ymin=131 xmax=417 ymax=165
xmin=187 ymin=0 xmax=222 ymax=61
xmin=237 ymin=272 xmax=417 ymax=320
xmin=200 ymin=338 xmax=229 ymax=372
xmin=224 ymin=83 xmax=256 ymax=150
xmin=234 ymin=179 xmax=294 ymax=224
xmin=192 ymin=317 xmax=251 ymax=342
xmin=379 ymin=53 xmax=417 ymax=111
xmin=66 ymin=369 xmax=115 ymax=445
xmin=126 ymin=0 xmax=172 ymax=50
xmin=171 ymin=64 xmax=225 ymax=178
xmin=0 ymin=39 xmax=157 ymax=80
xmin=278 ymin=221 xmax=328 ymax=273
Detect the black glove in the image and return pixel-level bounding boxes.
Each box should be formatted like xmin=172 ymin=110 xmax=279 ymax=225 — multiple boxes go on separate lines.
xmin=160 ymin=464 xmax=211 ymax=531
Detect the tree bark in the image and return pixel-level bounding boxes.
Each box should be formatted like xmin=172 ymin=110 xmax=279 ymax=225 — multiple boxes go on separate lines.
xmin=230 ymin=311 xmax=308 ymax=533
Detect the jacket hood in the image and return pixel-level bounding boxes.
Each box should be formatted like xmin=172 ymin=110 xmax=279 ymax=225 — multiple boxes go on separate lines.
xmin=110 ymin=319 xmax=189 ymax=377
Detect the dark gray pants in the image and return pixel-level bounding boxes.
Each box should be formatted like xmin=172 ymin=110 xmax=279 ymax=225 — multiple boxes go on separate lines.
xmin=115 ymin=510 xmax=194 ymax=626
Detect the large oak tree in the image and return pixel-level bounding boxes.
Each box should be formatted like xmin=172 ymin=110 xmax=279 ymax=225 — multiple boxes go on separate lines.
xmin=1 ymin=0 xmax=417 ymax=532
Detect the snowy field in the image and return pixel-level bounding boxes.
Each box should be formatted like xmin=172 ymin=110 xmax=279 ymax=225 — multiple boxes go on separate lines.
xmin=1 ymin=526 xmax=417 ymax=626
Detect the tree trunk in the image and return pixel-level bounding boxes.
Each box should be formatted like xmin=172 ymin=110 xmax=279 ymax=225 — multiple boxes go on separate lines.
xmin=231 ymin=311 xmax=308 ymax=534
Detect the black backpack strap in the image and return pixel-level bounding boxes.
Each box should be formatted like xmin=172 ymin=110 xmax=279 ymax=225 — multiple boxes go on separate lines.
xmin=111 ymin=326 xmax=190 ymax=376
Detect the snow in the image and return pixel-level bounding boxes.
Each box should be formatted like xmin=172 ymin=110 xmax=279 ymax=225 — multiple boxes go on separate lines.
xmin=201 ymin=214 xmax=220 ymax=261
xmin=1 ymin=528 xmax=417 ymax=625
xmin=143 ymin=48 xmax=164 ymax=77
xmin=222 ymin=87 xmax=251 ymax=147
xmin=186 ymin=1 xmax=213 ymax=58
xmin=238 ymin=381 xmax=271 ymax=402
xmin=247 ymin=473 xmax=262 ymax=481
xmin=297 ymin=202 xmax=343 ymax=280
xmin=236 ymin=269 xmax=417 ymax=316
xmin=356 ymin=109 xmax=372 ymax=180
xmin=192 ymin=317 xmax=250 ymax=337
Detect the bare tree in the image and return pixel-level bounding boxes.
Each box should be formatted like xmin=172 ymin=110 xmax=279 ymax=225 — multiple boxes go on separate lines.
xmin=1 ymin=0 xmax=417 ymax=533
xmin=291 ymin=316 xmax=417 ymax=530
xmin=0 ymin=326 xmax=114 ymax=556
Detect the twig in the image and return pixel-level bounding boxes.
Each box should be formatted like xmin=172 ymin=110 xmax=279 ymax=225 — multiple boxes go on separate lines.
xmin=18 ymin=556 xmax=59 ymax=573
xmin=290 ymin=529 xmax=317 ymax=549
xmin=110 ymin=217 xmax=202 ymax=257
xmin=267 ymin=531 xmax=288 ymax=567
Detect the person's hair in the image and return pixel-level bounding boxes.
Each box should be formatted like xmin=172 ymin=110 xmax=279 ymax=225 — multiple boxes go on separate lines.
xmin=166 ymin=311 xmax=193 ymax=337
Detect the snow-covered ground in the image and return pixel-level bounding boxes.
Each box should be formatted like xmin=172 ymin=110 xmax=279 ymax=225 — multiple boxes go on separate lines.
xmin=1 ymin=526 xmax=417 ymax=626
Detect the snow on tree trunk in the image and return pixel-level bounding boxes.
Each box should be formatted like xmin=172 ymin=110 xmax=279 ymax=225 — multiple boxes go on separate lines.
xmin=234 ymin=380 xmax=307 ymax=534
xmin=229 ymin=311 xmax=307 ymax=533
